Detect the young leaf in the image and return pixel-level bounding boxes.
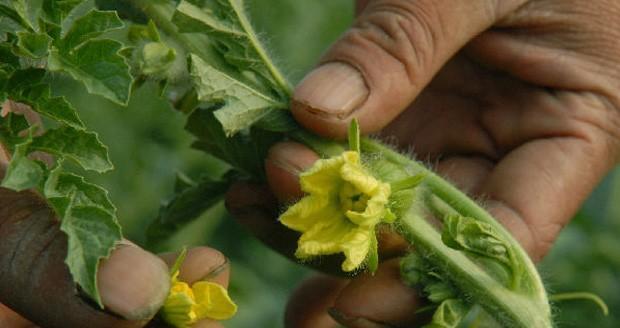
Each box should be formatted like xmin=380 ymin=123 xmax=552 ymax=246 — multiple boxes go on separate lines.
xmin=189 ymin=54 xmax=287 ymax=136
xmin=140 ymin=41 xmax=176 ymax=75
xmin=441 ymin=214 xmax=520 ymax=284
xmin=424 ymin=299 xmax=468 ymax=328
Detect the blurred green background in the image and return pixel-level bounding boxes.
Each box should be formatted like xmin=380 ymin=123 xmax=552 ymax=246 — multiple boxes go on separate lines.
xmin=51 ymin=0 xmax=619 ymax=327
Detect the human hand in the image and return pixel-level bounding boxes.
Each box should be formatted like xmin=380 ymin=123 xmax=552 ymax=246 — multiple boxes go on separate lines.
xmin=227 ymin=0 xmax=620 ymax=326
xmin=0 ymin=161 xmax=230 ymax=328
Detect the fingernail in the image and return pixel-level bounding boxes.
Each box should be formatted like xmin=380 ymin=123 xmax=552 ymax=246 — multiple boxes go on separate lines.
xmin=294 ymin=62 xmax=368 ymax=118
xmin=328 ymin=308 xmax=391 ymax=328
xmin=98 ymin=240 xmax=171 ymax=321
xmin=267 ymin=142 xmax=318 ymax=176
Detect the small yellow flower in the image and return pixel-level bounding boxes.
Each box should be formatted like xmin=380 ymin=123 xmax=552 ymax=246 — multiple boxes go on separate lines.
xmin=161 ymin=270 xmax=237 ymax=328
xmin=280 ymin=151 xmax=391 ymax=272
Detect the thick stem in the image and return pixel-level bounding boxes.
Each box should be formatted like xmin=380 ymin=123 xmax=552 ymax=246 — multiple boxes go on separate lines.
xmin=358 ymin=138 xmax=552 ymax=327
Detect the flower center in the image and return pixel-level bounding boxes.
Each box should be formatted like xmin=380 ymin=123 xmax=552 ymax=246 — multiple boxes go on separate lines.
xmin=339 ymin=182 xmax=369 ymax=214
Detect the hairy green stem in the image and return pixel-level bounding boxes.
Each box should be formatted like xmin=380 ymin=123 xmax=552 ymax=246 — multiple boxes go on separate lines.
xmin=359 ymin=138 xmax=551 ymax=327
xmin=226 ymin=1 xmax=293 ymax=95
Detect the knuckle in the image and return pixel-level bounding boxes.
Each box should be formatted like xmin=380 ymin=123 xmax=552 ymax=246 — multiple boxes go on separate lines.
xmin=352 ymin=0 xmax=444 ymax=85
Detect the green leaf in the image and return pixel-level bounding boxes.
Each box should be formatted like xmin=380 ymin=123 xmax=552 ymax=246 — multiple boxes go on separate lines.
xmin=60 ymin=202 xmax=122 ymax=308
xmin=7 ymin=68 xmax=85 ymax=130
xmin=61 ymin=9 xmax=123 ymax=49
xmin=16 ymin=31 xmax=51 ymax=58
xmin=424 ymin=299 xmax=468 ymax=328
xmin=441 ymin=215 xmax=520 ymax=286
xmin=140 ymin=41 xmax=176 ymax=75
xmin=30 ymin=126 xmax=113 ymax=172
xmin=0 ymin=4 xmax=30 ymax=31
xmin=186 ymin=107 xmax=279 ymax=178
xmin=173 ymin=0 xmax=289 ymax=91
xmin=34 ymin=95 xmax=85 ymax=129
xmin=44 ymin=168 xmax=115 ymax=215
xmin=48 ymin=38 xmax=131 ymax=104
xmin=253 ymin=109 xmax=297 ymax=132
xmin=0 ymin=129 xmax=44 ymax=191
xmin=0 ymin=112 xmax=29 ymax=143
xmin=42 ymin=163 xmax=121 ymax=309
xmin=147 ymin=174 xmax=230 ymax=246
xmin=11 ymin=0 xmax=43 ymax=31
xmin=41 ymin=0 xmax=82 ymax=25
xmin=189 ymin=54 xmax=287 ymax=136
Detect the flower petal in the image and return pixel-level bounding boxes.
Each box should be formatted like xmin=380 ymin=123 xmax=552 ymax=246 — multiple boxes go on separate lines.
xmin=161 ymin=278 xmax=197 ymax=328
xmin=193 ymin=281 xmax=238 ymax=321
xmin=340 ymin=161 xmax=379 ymax=196
xmin=345 ymin=182 xmax=391 ymax=226
xmin=280 ymin=195 xmax=339 ymax=232
xmin=296 ymin=217 xmax=372 ymax=272
xmin=300 ymin=152 xmax=356 ymax=195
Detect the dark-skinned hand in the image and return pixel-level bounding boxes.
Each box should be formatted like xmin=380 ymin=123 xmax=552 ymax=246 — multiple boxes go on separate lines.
xmin=0 ymin=105 xmax=231 ymax=328
xmin=226 ymin=0 xmax=620 ymax=327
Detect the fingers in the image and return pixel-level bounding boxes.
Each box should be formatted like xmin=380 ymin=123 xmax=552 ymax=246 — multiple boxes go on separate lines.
xmin=330 ymin=259 xmax=426 ymax=328
xmin=0 ymin=187 xmax=169 ymax=328
xmin=98 ymin=240 xmax=170 ymax=321
xmin=159 ymin=247 xmax=230 ymax=288
xmin=225 ymin=182 xmax=347 ymax=276
xmin=0 ymin=303 xmax=36 ymax=328
xmin=287 ymin=259 xmax=428 ymax=328
xmin=479 ymin=135 xmax=615 ymax=261
xmin=292 ymin=0 xmax=526 ymax=138
xmin=285 ymin=275 xmax=347 ymax=328
xmin=265 ymin=142 xmax=319 ymax=203
xmin=158 ymin=247 xmax=231 ymax=328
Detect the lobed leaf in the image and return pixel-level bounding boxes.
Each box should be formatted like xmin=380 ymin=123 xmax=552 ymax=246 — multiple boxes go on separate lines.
xmin=60 ymin=203 xmax=122 ymax=308
xmin=61 ymin=9 xmax=123 ymax=49
xmin=48 ymin=38 xmax=131 ymax=105
xmin=16 ymin=31 xmax=52 ymax=58
xmin=189 ymin=54 xmax=286 ymax=136
xmin=30 ymin=126 xmax=113 ymax=173
xmin=173 ymin=0 xmax=279 ymax=88
xmin=1 ymin=138 xmax=44 ymax=191
xmin=147 ymin=174 xmax=230 ymax=247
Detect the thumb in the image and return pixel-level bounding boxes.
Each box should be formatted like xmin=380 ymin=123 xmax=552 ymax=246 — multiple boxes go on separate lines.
xmin=0 ymin=185 xmax=170 ymax=328
xmin=292 ymin=0 xmax=525 ymax=138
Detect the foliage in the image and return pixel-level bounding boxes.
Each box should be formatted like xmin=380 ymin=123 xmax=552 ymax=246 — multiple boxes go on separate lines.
xmin=0 ymin=0 xmax=130 ymax=306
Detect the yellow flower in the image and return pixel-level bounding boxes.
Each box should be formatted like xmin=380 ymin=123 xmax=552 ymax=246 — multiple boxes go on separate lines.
xmin=161 ymin=270 xmax=237 ymax=328
xmin=280 ymin=151 xmax=392 ymax=272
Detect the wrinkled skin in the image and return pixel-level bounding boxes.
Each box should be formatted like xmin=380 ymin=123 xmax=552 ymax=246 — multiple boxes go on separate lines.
xmin=228 ymin=0 xmax=620 ymax=327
